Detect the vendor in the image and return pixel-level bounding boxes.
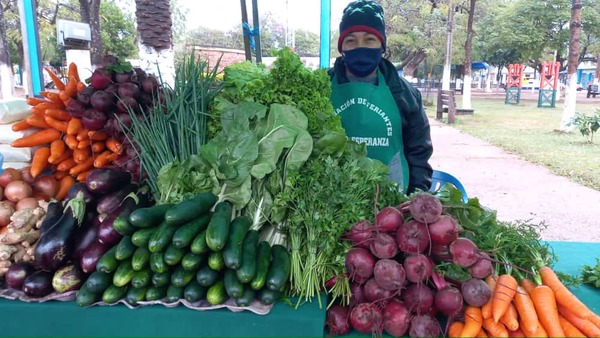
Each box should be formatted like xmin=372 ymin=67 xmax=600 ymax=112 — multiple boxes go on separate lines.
xmin=329 ymin=0 xmax=433 ymax=194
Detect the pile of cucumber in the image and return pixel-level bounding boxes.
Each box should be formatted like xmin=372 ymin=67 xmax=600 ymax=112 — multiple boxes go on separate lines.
xmin=76 ymin=192 xmax=291 ymax=308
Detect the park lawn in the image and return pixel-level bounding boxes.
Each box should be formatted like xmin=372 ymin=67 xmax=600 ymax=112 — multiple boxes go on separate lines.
xmin=429 ymin=97 xmax=600 ymax=191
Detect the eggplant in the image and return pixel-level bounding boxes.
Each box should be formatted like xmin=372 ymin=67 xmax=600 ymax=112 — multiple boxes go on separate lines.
xmin=97 ymin=213 xmax=123 ymax=246
xmin=39 ymin=201 xmax=64 ymax=237
xmin=65 ymin=182 xmax=96 ymax=204
xmin=72 ymin=215 xmax=102 ymax=260
xmin=96 ymin=183 xmax=137 ymax=214
xmin=22 ymin=270 xmax=54 ymax=298
xmin=80 ymin=240 xmax=110 ymax=274
xmin=52 ymin=264 xmax=84 ymax=293
xmin=85 ymin=168 xmax=132 ymax=195
xmin=5 ymin=262 xmax=37 ymax=290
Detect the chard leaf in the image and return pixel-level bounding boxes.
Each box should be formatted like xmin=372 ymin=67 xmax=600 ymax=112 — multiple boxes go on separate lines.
xmin=251 ymin=125 xmax=297 ymax=179
xmin=285 ymin=129 xmax=313 ymax=171
xmin=218 ymin=175 xmax=253 ymax=209
xmin=200 ymin=130 xmax=258 ymax=187
xmin=221 ymin=101 xmax=267 ymax=135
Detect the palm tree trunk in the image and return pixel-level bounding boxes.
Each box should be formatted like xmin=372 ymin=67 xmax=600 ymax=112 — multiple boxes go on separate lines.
xmin=559 ymin=0 xmax=582 ymax=131
xmin=0 ymin=6 xmax=15 ymax=99
xmin=462 ymin=0 xmax=476 ymax=109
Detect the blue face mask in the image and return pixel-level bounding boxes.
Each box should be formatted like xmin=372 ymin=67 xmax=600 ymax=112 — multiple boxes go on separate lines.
xmin=342 ymin=47 xmax=383 ymax=77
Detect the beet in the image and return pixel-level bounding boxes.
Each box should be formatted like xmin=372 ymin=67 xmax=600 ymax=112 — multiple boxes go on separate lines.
xmin=430 ymin=243 xmax=453 ymax=263
xmin=363 ymin=278 xmax=395 ymax=303
xmin=373 ymin=259 xmax=406 ymax=291
xmin=66 ymin=99 xmax=86 ymax=118
xmin=81 ymin=109 xmax=107 ymax=131
xmin=90 ymin=90 xmax=115 ymax=113
xmin=402 ymin=283 xmax=434 ymax=314
xmin=116 ymin=96 xmax=140 ymax=114
xmin=468 ymin=252 xmax=493 ymax=278
xmin=370 ymin=232 xmax=398 ymax=259
xmin=409 ymin=314 xmax=441 ymax=338
xmin=428 ymin=215 xmax=460 ymax=245
xmin=345 ymin=247 xmax=376 ymax=284
xmin=449 ymin=237 xmax=481 ymax=267
xmin=141 ymin=75 xmax=159 ymax=94
xmin=90 ymin=68 xmax=113 ymax=90
xmin=375 ymin=206 xmax=404 ymax=232
xmin=349 ymin=302 xmax=383 ymax=335
xmin=382 ymin=299 xmax=411 ymax=337
xmin=461 ymin=278 xmax=492 ymax=307
xmin=118 ymin=82 xmax=141 ymax=100
xmin=349 ymin=282 xmax=366 ymax=308
xmin=403 ymin=254 xmax=433 ymax=283
xmin=115 ymin=71 xmax=135 ymax=83
xmin=396 ymin=219 xmax=430 ymax=254
xmin=402 ymin=192 xmax=443 ymax=224
xmin=345 ymin=219 xmax=373 ymax=248
xmin=77 ymin=86 xmax=95 ymax=106
xmin=434 ymin=286 xmax=464 ymax=317
xmin=326 ymin=305 xmax=351 ymax=336
xmin=104 ymin=84 xmax=119 ymax=96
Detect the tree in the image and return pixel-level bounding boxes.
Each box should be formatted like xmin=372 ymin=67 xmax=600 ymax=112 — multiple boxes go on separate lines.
xmin=0 ymin=1 xmax=14 ymax=99
xmin=100 ymin=0 xmax=137 ymax=59
xmin=79 ymin=0 xmax=104 ymax=68
xmin=559 ymin=0 xmax=582 ymax=132
xmin=462 ymin=0 xmax=477 ymax=109
xmin=293 ymin=29 xmax=319 ymax=57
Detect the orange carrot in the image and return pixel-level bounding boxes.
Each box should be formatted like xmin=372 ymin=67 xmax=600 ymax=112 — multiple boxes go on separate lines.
xmin=589 ymin=312 xmax=600 ymax=328
xmin=73 ymin=148 xmax=91 ymax=164
xmin=65 ymin=134 xmax=79 ymax=150
xmin=64 ymin=75 xmax=78 ymax=98
xmin=48 ymin=139 xmax=66 ymax=163
xmin=77 ymin=81 xmax=86 ymax=92
xmin=558 ymin=314 xmax=586 ymax=337
xmin=44 ymin=116 xmax=68 ymax=132
xmin=88 ymin=130 xmax=108 ymax=141
xmin=507 ymin=327 xmax=526 ymax=337
xmin=476 ymin=328 xmax=487 ymax=337
xmin=26 ymin=114 xmax=51 ymax=129
xmin=39 ymin=91 xmax=63 ymax=104
xmin=519 ymin=279 xmax=536 ymax=295
xmin=500 ymin=303 xmax=519 ymax=331
xmin=492 ymin=274 xmax=518 ymax=323
xmin=32 ymin=101 xmax=65 ymax=112
xmin=53 ymin=170 xmax=69 ymax=181
xmin=520 ymin=318 xmax=548 ymax=338
xmin=44 ymin=67 xmax=66 ymax=90
xmin=55 ymin=175 xmax=75 ymax=201
xmin=461 ymin=306 xmax=483 ymax=338
xmin=11 ymin=129 xmax=61 ymax=148
xmin=448 ymin=321 xmax=464 ymax=338
xmin=26 ymin=97 xmax=49 ymax=106
xmin=91 ymin=141 xmax=106 ymax=153
xmin=50 ymin=149 xmax=73 ymax=165
xmin=105 ymin=137 xmax=123 ymax=154
xmin=482 ymin=275 xmax=497 ymax=320
xmin=530 ymin=285 xmax=565 ymax=337
xmin=77 ymin=128 xmax=90 ymax=141
xmin=539 ymin=266 xmax=593 ymax=319
xmin=77 ymin=139 xmax=91 ymax=149
xmin=513 ymin=286 xmax=540 ymax=335
xmin=76 ymin=170 xmax=92 ymax=182
xmin=67 ymin=118 xmax=83 ymax=135
xmin=68 ymin=62 xmax=80 ymax=83
xmin=59 ymin=90 xmax=71 ymax=103
xmin=31 ymin=147 xmax=51 ymax=178
xmin=69 ymin=157 xmax=94 ymax=176
xmin=11 ymin=120 xmax=32 ymax=131
xmin=558 ymin=304 xmax=600 ymax=337
xmin=93 ymin=150 xmax=113 ymax=168
xmin=483 ymin=317 xmax=509 ymax=337
xmin=57 ymin=158 xmax=77 ymax=172
xmin=45 ymin=108 xmax=71 ymax=121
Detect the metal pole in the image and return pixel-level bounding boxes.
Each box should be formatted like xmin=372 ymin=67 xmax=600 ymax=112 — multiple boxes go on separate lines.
xmin=240 ymin=0 xmax=252 ymax=61
xmin=18 ymin=0 xmax=44 ymax=97
xmin=319 ymin=0 xmax=331 ymax=68
xmin=251 ymin=0 xmax=262 ymax=63
xmin=441 ymin=0 xmax=454 ymax=91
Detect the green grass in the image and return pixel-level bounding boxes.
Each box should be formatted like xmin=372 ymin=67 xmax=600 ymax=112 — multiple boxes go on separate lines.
xmin=428 ymin=97 xmax=600 ymax=191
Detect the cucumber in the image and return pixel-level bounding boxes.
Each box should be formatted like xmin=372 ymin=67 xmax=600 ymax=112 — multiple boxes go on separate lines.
xmin=131 ymin=247 xmax=151 ymax=271
xmin=126 ymin=286 xmax=149 ymax=306
xmin=205 ymin=201 xmax=233 ymax=251
xmin=258 ymin=288 xmax=281 ymax=305
xmin=164 ymin=192 xmax=217 ymax=226
xmin=224 ymin=269 xmax=245 ymax=298
xmin=163 ymin=244 xmax=186 ymax=266
xmin=250 ymin=241 xmax=272 ymax=290
xmin=150 ymin=252 xmax=168 ymax=273
xmin=222 ymin=216 xmax=252 ymax=270
xmin=76 ymin=284 xmax=100 ymax=307
xmin=115 ymin=236 xmax=136 ymax=261
xmin=113 ymin=216 xmax=137 ymax=236
xmin=84 ymin=271 xmax=112 ymax=294
xmin=190 ymin=230 xmax=209 ymax=254
xmin=196 ymin=265 xmax=220 ymax=287
xmin=145 ymin=286 xmax=168 ymax=301
xmin=151 ymin=271 xmax=172 ymax=288
xmin=181 ymin=252 xmax=204 ymax=271
xmin=166 ymin=285 xmax=184 ymax=303
xmin=148 ymin=221 xmax=179 ymax=253
xmin=184 ymin=281 xmax=206 ymax=303
xmin=102 ymin=285 xmax=129 ymax=304
xmin=208 ymin=251 xmax=225 ymax=271
xmin=128 ymin=204 xmax=173 ymax=229
xmin=171 ymin=265 xmax=197 ymax=288
xmin=172 ymin=213 xmax=212 ymax=249
xmin=206 ymin=280 xmax=227 ymax=305
xmin=235 ymin=287 xmax=256 ymax=307
xmin=113 ymin=260 xmax=135 ymax=287
xmin=131 ymin=269 xmax=152 ymax=289
xmin=131 ymin=227 xmax=156 ymax=248
xmin=236 ymin=230 xmax=259 ymax=283
xmin=266 ymin=244 xmax=291 ymax=291
xmin=96 ymin=246 xmax=118 ymax=274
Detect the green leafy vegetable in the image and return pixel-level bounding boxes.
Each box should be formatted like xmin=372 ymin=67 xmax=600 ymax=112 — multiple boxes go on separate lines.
xmin=581 ymin=258 xmax=600 ymax=288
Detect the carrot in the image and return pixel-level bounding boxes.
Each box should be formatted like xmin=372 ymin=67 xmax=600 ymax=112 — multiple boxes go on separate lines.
xmin=507 ymin=327 xmax=526 ymax=337
xmin=88 ymin=130 xmax=108 ymax=141
xmin=49 ymin=149 xmax=72 ymax=165
xmin=67 ymin=118 xmax=83 ymax=135
xmin=77 ymin=129 xmax=90 ymax=141
xmin=39 ymin=91 xmax=63 ymax=104
xmin=513 ymin=286 xmax=540 ymax=335
xmin=26 ymin=97 xmax=49 ymax=106
xmin=55 ymin=175 xmax=75 ymax=201
xmin=448 ymin=321 xmax=464 ymax=338
xmin=520 ymin=318 xmax=548 ymax=338
xmin=558 ymin=314 xmax=586 ymax=337
xmin=68 ymin=62 xmax=80 ymax=83
xmin=475 ymin=328 xmax=487 ymax=337
xmin=32 ymin=101 xmax=65 ymax=112
xmin=57 ymin=158 xmax=77 ymax=172
xmin=30 ymin=147 xmax=51 ymax=178
xmin=492 ymin=274 xmax=518 ymax=323
xmin=26 ymin=114 xmax=51 ymax=129
xmin=69 ymin=157 xmax=94 ymax=176
xmin=44 ymin=67 xmax=66 ymax=90
xmin=65 ymin=134 xmax=79 ymax=150
xmin=589 ymin=312 xmax=600 ymax=328
xmin=11 ymin=120 xmax=32 ymax=131
xmin=483 ymin=317 xmax=509 ymax=337
xmin=93 ymin=150 xmax=113 ymax=168
xmin=558 ymin=304 xmax=600 ymax=337
xmin=105 ymin=137 xmax=123 ymax=154
xmin=77 ymin=139 xmax=91 ymax=150
xmin=482 ymin=275 xmax=497 ymax=320
xmin=59 ymin=90 xmax=71 ymax=103
xmin=500 ymin=303 xmax=519 ymax=331
xmin=530 ymin=285 xmax=565 ymax=337
xmin=91 ymin=141 xmax=106 ymax=153
xmin=44 ymin=116 xmax=68 ymax=132
xmin=461 ymin=306 xmax=483 ymax=338
xmin=64 ymin=75 xmax=78 ymax=98
xmin=76 ymin=170 xmax=92 ymax=182
xmin=45 ymin=108 xmax=71 ymax=121
xmin=49 ymin=139 xmax=67 ymax=163
xmin=519 ymin=279 xmax=536 ymax=295
xmin=11 ymin=129 xmax=62 ymax=148
xmin=539 ymin=266 xmax=593 ymax=319
xmin=73 ymin=148 xmax=91 ymax=164
xmin=53 ymin=170 xmax=69 ymax=181
xmin=77 ymin=81 xmax=86 ymax=92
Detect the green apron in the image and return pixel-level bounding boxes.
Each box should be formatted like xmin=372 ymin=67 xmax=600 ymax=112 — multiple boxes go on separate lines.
xmin=331 ymin=70 xmax=410 ymax=192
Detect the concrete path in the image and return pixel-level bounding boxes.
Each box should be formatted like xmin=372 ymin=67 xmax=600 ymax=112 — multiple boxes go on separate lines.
xmin=428 ymin=119 xmax=600 ymax=243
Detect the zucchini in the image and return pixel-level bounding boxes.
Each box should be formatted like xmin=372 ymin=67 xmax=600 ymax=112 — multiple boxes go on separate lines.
xmin=266 ymin=244 xmax=291 ymax=291
xmin=205 ymin=201 xmax=233 ymax=251
xmin=102 ymin=285 xmax=129 ymax=304
xmin=172 ymin=213 xmax=212 ymax=248
xmin=250 ymin=241 xmax=272 ymax=290
xmin=113 ymin=216 xmax=137 ymax=236
xmin=128 ymin=204 xmax=173 ymax=229
xmin=84 ymin=271 xmax=112 ymax=294
xmin=76 ymin=284 xmax=100 ymax=307
xmin=196 ymin=265 xmax=220 ymax=287
xmin=208 ymin=251 xmax=225 ymax=271
xmin=131 ymin=227 xmax=156 ymax=248
xmin=150 ymin=252 xmax=168 ymax=273
xmin=126 ymin=286 xmax=149 ymax=306
xmin=115 ymin=236 xmax=136 ymax=261
xmin=131 ymin=247 xmax=151 ymax=271
xmin=234 ymin=287 xmax=256 ymax=307
xmin=131 ymin=269 xmax=152 ymax=289
xmin=236 ymin=230 xmax=259 ymax=283
xmin=164 ymin=192 xmax=217 ymax=226
xmin=148 ymin=221 xmax=179 ymax=253
xmin=96 ymin=246 xmax=118 ymax=274
xmin=151 ymin=271 xmax=172 ymax=288
xmin=258 ymin=288 xmax=281 ymax=305
xmin=163 ymin=244 xmax=186 ymax=266
xmin=113 ymin=260 xmax=135 ymax=287
xmin=206 ymin=280 xmax=227 ymax=305
xmin=171 ymin=265 xmax=197 ymax=288
xmin=184 ymin=281 xmax=206 ymax=303
xmin=166 ymin=285 xmax=184 ymax=303
xmin=224 ymin=269 xmax=245 ymax=298
xmin=181 ymin=252 xmax=204 ymax=271
xmin=222 ymin=216 xmax=252 ymax=270
xmin=190 ymin=230 xmax=209 ymax=254
xmin=145 ymin=286 xmax=168 ymax=301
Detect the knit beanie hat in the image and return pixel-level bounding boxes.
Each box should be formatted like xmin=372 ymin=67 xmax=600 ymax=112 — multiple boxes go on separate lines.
xmin=338 ymin=0 xmax=386 ymax=52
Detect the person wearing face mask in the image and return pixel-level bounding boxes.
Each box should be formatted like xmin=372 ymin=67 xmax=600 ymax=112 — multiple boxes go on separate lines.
xmin=329 ymin=0 xmax=433 ymax=194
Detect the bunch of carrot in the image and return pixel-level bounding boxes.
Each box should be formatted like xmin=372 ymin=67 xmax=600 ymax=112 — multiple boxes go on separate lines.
xmin=449 ymin=266 xmax=600 ymax=337
xmin=10 ymin=63 xmax=123 ymax=198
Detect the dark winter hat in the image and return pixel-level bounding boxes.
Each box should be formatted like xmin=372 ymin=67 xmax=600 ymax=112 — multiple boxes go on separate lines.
xmin=338 ymin=0 xmax=386 ymax=52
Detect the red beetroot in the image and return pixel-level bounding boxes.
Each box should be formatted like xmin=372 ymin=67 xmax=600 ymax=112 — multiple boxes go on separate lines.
xmin=118 ymin=82 xmax=141 ymax=100
xmin=468 ymin=252 xmax=493 ymax=278
xmin=396 ymin=219 xmax=430 ymax=254
xmin=382 ymin=299 xmax=411 ymax=337
xmin=409 ymin=314 xmax=441 ymax=338
xmin=326 ymin=304 xmax=351 ymax=336
xmin=370 ymin=232 xmax=398 ymax=259
xmin=90 ymin=68 xmax=113 ymax=90
xmin=66 ymin=99 xmax=86 ymax=118
xmin=81 ymin=109 xmax=107 ymax=131
xmin=349 ymin=282 xmax=366 ymax=308
xmin=375 ymin=206 xmax=404 ymax=232
xmin=430 ymin=243 xmax=453 ymax=262
xmin=345 ymin=219 xmax=373 ymax=248
xmin=461 ymin=278 xmax=492 ymax=307
xmin=90 ymin=90 xmax=115 ymax=113
xmin=449 ymin=237 xmax=481 ymax=268
xmin=141 ymin=75 xmax=159 ymax=94
xmin=403 ymin=254 xmax=433 ymax=283
xmin=400 ymin=192 xmax=443 ymax=224
xmin=401 ymin=283 xmax=434 ymax=314
xmin=349 ymin=302 xmax=383 ymax=335
xmin=345 ymin=247 xmax=376 ymax=284
xmin=116 ymin=96 xmax=140 ymax=114
xmin=428 ymin=215 xmax=460 ymax=245
xmin=115 ymin=71 xmax=134 ymax=83
xmin=363 ymin=278 xmax=395 ymax=303
xmin=373 ymin=259 xmax=406 ymax=291
xmin=76 ymin=86 xmax=95 ymax=106
xmin=434 ymin=286 xmax=464 ymax=317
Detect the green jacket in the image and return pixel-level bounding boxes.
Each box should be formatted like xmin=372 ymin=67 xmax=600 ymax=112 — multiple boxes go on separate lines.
xmin=329 ymin=57 xmax=433 ymax=193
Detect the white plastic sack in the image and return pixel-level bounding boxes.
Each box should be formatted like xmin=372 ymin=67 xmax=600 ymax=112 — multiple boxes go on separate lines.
xmin=0 ymin=99 xmax=31 ymax=124
xmin=0 ymin=122 xmax=39 ymax=144
xmin=2 ymin=161 xmax=29 ymax=170
xmin=0 ymin=144 xmax=32 ymax=162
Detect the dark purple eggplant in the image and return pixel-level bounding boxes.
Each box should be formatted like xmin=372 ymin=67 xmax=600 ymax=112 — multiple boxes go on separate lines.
xmin=85 ymin=168 xmax=132 ymax=195
xmin=96 ymin=183 xmax=137 ymax=214
xmin=72 ymin=215 xmax=102 ymax=260
xmin=52 ymin=264 xmax=84 ymax=293
xmin=39 ymin=201 xmax=63 ymax=237
xmin=22 ymin=270 xmax=54 ymax=298
xmin=5 ymin=262 xmax=37 ymax=290
xmin=80 ymin=239 xmax=110 ymax=273
xmin=97 ymin=212 xmax=123 ymax=246
xmin=65 ymin=182 xmax=96 ymax=204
